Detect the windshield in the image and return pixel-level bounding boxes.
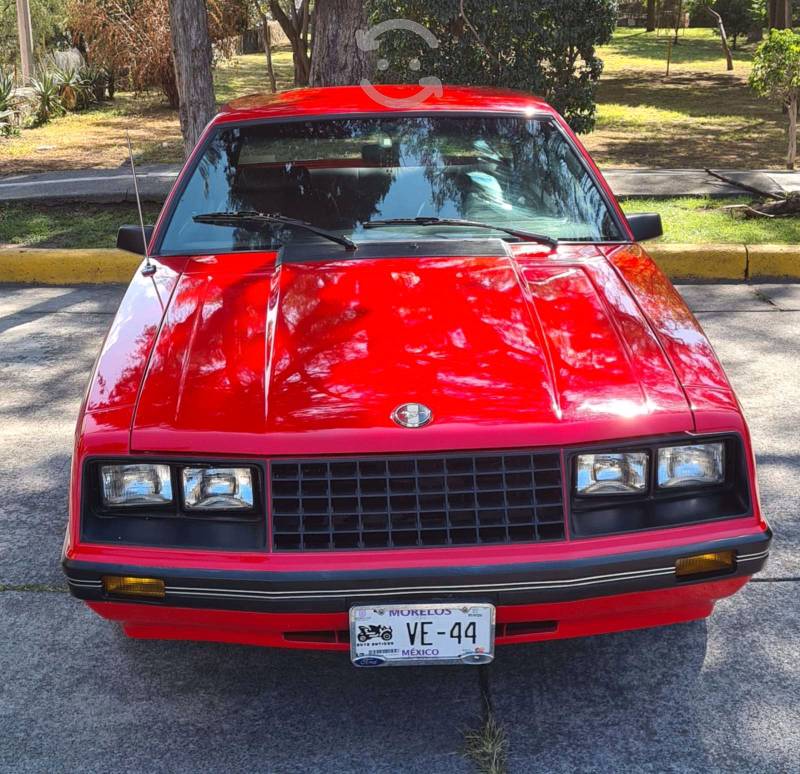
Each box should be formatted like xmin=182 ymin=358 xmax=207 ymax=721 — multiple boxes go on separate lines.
xmin=157 ymin=115 xmax=623 ymax=254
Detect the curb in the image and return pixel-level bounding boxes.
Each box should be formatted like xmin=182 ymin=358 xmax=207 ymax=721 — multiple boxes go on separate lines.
xmin=0 ymin=248 xmax=139 ymax=284
xmin=646 ymin=244 xmax=748 ymax=281
xmin=0 ymin=244 xmax=797 ymax=284
xmin=745 ymin=245 xmax=800 ymax=280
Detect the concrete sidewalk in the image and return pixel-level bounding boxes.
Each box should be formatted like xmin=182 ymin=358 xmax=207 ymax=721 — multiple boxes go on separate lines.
xmin=0 ymin=165 xmax=797 ymax=204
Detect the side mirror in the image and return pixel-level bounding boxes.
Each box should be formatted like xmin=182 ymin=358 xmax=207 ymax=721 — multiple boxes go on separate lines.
xmin=117 ymin=224 xmax=154 ymax=255
xmin=626 ymin=213 xmax=663 ymax=242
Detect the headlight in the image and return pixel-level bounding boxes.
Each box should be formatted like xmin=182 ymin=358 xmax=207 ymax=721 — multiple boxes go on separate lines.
xmin=575 ymin=452 xmax=648 ymax=495
xmin=182 ymin=467 xmax=254 ymax=510
xmin=657 ymin=443 xmax=725 ymax=488
xmin=101 ymin=464 xmax=173 ymax=507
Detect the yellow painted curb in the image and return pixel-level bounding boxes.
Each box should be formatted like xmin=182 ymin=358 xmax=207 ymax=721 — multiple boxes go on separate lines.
xmin=647 ymin=244 xmax=748 ymax=281
xmin=746 ymin=244 xmax=799 ymax=280
xmin=0 ymin=243 xmax=797 ymax=284
xmin=0 ymin=248 xmax=140 ymax=284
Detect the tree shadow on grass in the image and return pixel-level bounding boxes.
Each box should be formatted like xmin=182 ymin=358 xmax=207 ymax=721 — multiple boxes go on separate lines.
xmin=589 ymin=73 xmax=785 ymax=167
xmin=598 ymin=73 xmax=779 ymax=119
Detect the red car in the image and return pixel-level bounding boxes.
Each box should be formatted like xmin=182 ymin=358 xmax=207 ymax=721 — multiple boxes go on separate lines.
xmin=63 ymin=85 xmax=771 ymax=667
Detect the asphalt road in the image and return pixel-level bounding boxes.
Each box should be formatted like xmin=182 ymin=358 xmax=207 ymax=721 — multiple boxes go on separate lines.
xmin=1 ymin=283 xmax=798 ymax=773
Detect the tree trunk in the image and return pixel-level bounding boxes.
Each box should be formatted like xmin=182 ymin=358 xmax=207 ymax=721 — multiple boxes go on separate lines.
xmin=707 ymin=8 xmax=733 ymax=71
xmin=258 ymin=9 xmax=277 ymax=92
xmin=646 ymin=0 xmax=656 ymax=32
xmin=270 ymin=0 xmax=311 ymax=86
xmin=788 ymin=93 xmax=798 ymax=170
xmin=769 ymin=0 xmax=791 ymax=29
xmin=673 ymin=0 xmax=684 ymax=44
xmin=168 ymin=0 xmax=216 ymax=156
xmin=15 ymin=0 xmax=34 ymax=84
xmin=309 ymin=0 xmax=373 ymax=86
xmin=781 ymin=0 xmax=792 ymax=28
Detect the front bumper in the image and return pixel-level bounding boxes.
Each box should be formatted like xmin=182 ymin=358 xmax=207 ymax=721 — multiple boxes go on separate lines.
xmin=64 ymin=529 xmax=770 ymax=648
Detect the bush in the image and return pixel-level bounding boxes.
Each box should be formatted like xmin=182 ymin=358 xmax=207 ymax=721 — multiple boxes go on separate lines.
xmin=368 ymin=0 xmax=617 ymax=133
xmin=67 ymin=0 xmax=248 ymax=107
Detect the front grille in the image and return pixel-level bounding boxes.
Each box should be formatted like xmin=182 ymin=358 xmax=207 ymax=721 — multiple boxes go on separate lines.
xmin=270 ymin=451 xmax=565 ymax=551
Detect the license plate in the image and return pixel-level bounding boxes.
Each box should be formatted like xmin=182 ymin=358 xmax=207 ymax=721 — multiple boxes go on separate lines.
xmin=349 ymin=603 xmax=495 ymax=667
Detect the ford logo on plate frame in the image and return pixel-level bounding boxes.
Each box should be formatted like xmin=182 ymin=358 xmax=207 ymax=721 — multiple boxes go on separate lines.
xmin=391 ymin=402 xmax=433 ymax=428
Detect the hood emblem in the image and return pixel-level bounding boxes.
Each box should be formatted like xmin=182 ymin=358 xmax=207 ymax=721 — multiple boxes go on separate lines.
xmin=392 ymin=403 xmax=433 ymax=428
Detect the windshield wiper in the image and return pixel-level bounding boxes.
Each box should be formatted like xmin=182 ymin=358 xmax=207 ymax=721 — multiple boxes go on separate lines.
xmin=192 ymin=211 xmax=358 ymax=251
xmin=362 ymin=217 xmax=557 ymax=247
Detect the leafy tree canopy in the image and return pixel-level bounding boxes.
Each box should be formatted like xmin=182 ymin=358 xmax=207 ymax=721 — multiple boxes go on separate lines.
xmin=749 ymin=27 xmax=800 ymax=100
xmin=368 ymin=0 xmax=617 ymax=133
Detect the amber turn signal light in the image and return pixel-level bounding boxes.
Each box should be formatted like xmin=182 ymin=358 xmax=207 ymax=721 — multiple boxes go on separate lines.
xmin=675 ymin=551 xmax=735 ymax=578
xmin=102 ymin=575 xmax=165 ymax=599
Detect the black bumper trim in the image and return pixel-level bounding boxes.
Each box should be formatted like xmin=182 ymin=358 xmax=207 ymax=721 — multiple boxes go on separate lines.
xmin=63 ymin=531 xmax=771 ymax=613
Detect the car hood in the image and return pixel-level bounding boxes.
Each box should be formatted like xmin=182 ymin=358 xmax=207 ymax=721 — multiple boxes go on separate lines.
xmin=131 ymin=241 xmax=693 ymax=455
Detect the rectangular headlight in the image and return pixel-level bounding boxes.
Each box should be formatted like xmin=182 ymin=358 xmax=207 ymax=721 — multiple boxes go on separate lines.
xmin=101 ymin=464 xmax=173 ymax=507
xmin=182 ymin=467 xmax=254 ymax=510
xmin=658 ymin=443 xmax=725 ymax=488
xmin=576 ymin=452 xmax=648 ymax=495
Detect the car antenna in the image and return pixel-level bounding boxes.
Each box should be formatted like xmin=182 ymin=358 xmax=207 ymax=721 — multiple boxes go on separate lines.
xmin=126 ymin=132 xmax=156 ymax=277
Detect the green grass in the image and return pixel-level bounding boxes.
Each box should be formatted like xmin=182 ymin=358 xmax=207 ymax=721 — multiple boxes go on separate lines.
xmin=0 ymin=202 xmax=162 ymax=249
xmin=214 ymin=50 xmax=295 ymax=104
xmin=599 ymin=27 xmax=756 ymax=72
xmin=622 ymin=197 xmax=800 ymax=243
xmin=3 ymin=197 xmax=795 ymax=249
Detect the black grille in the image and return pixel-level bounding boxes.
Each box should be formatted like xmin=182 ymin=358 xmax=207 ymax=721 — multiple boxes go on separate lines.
xmin=270 ymin=451 xmax=565 ymax=551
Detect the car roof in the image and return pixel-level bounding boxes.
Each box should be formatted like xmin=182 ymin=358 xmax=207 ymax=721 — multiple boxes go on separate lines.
xmin=215 ymin=84 xmax=556 ymax=124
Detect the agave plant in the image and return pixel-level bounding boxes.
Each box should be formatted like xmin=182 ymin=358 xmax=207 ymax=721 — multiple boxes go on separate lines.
xmin=52 ymin=65 xmax=87 ymax=111
xmin=30 ymin=70 xmax=65 ymax=125
xmin=0 ymin=69 xmax=13 ymax=112
xmin=0 ymin=70 xmax=19 ymax=136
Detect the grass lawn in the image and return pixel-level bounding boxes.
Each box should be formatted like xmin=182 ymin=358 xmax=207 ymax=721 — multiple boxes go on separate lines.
xmin=622 ymin=196 xmax=800 ymax=243
xmin=588 ymin=28 xmax=786 ymax=168
xmin=0 ymin=202 xmax=162 ymax=248
xmin=0 ymin=29 xmax=790 ymax=173
xmin=2 ymin=196 xmax=796 ymax=249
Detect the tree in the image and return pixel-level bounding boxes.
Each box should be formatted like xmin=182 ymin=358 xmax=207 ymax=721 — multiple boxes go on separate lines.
xmin=647 ymin=0 xmax=657 ymax=31
xmin=252 ymin=1 xmax=276 ymax=92
xmin=749 ymin=29 xmax=800 ymax=168
xmin=705 ymin=6 xmax=733 ymax=69
xmin=309 ymin=0 xmax=372 ymax=85
xmin=708 ymin=0 xmax=756 ymax=49
xmin=672 ymin=0 xmax=685 ymax=44
xmin=269 ymin=0 xmax=311 ymax=85
xmin=168 ymin=0 xmax=215 ymax=155
xmin=368 ymin=0 xmax=616 ymax=134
